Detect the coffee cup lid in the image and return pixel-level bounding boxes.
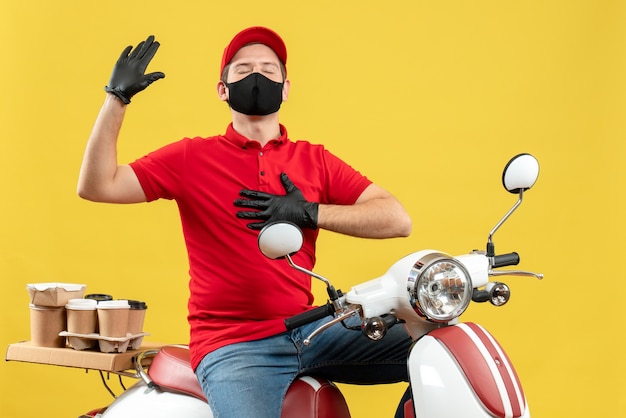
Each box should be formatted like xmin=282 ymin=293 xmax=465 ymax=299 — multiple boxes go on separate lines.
xmin=66 ymin=298 xmax=98 ymax=310
xmin=97 ymin=300 xmax=130 ymax=309
xmin=128 ymin=300 xmax=148 ymax=310
xmin=84 ymin=294 xmax=113 ymax=302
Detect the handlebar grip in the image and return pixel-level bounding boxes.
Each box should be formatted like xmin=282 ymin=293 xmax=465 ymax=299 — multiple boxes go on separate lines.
xmin=284 ymin=304 xmax=335 ymax=330
xmin=492 ymin=252 xmax=520 ymax=268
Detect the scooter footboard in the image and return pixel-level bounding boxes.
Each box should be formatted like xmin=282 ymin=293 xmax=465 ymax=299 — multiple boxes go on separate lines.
xmin=408 ymin=322 xmax=529 ymax=418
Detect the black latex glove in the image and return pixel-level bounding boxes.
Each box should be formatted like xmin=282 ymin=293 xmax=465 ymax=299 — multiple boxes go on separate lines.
xmin=235 ymin=173 xmax=319 ymax=230
xmin=104 ymin=35 xmax=165 ymax=104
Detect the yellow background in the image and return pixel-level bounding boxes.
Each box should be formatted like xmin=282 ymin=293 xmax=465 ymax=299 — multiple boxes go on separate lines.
xmin=1 ymin=1 xmax=625 ymax=417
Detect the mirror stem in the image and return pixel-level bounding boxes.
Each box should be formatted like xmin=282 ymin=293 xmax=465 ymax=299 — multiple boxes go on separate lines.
xmin=487 ymin=190 xmax=524 ymax=257
xmin=285 ymin=255 xmax=340 ymax=301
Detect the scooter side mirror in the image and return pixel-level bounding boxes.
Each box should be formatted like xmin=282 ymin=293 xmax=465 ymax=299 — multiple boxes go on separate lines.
xmin=487 ymin=153 xmax=540 ymax=258
xmin=258 ymin=222 xmax=338 ymax=298
xmin=502 ymin=153 xmax=540 ymax=194
xmin=258 ymin=222 xmax=304 ymax=259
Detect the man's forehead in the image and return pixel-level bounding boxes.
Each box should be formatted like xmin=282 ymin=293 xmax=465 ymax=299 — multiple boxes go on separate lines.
xmin=230 ymin=44 xmax=282 ymax=65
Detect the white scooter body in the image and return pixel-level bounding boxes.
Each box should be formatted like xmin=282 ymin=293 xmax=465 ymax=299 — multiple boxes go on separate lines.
xmin=100 ymin=381 xmax=212 ymax=417
xmin=345 ymin=252 xmax=530 ymax=418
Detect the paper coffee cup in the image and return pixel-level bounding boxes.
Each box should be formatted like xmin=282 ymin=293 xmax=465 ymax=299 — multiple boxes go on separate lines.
xmin=66 ymin=298 xmax=98 ymax=335
xmin=84 ymin=294 xmax=113 ymax=332
xmin=97 ymin=300 xmax=130 ymax=338
xmin=29 ymin=304 xmax=66 ymax=347
xmin=127 ymin=300 xmax=148 ymax=334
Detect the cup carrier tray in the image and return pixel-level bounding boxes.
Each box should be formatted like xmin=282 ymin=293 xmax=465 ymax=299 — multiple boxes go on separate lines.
xmin=59 ymin=331 xmax=150 ymax=353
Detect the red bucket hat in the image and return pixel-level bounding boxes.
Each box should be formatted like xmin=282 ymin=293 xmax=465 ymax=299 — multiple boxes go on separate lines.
xmin=220 ymin=26 xmax=287 ymax=77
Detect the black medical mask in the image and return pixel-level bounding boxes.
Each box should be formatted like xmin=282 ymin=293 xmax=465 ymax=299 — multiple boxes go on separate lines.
xmin=225 ymin=73 xmax=284 ymax=116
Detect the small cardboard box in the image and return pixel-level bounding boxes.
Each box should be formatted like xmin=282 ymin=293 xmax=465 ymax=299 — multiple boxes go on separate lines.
xmin=5 ymin=341 xmax=164 ymax=372
xmin=27 ymin=283 xmax=86 ymax=307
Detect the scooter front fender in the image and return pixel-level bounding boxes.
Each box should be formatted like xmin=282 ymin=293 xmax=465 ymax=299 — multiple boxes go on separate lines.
xmin=408 ymin=322 xmax=529 ymax=418
xmin=101 ymin=380 xmax=213 ymax=418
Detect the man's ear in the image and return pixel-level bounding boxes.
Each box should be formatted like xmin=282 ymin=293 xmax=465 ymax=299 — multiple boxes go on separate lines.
xmin=282 ymin=79 xmax=290 ymax=102
xmin=217 ymin=81 xmax=228 ymax=101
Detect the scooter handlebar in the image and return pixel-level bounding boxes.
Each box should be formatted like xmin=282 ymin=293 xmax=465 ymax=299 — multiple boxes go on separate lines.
xmin=284 ymin=303 xmax=335 ymax=330
xmin=492 ymin=252 xmax=520 ymax=268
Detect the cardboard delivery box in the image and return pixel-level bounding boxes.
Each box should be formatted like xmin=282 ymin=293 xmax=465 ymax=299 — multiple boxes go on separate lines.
xmin=27 ymin=283 xmax=86 ymax=307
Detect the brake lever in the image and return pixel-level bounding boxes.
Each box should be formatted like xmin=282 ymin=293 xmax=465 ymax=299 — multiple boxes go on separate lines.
xmin=303 ymin=307 xmax=361 ymax=346
xmin=489 ymin=269 xmax=544 ymax=280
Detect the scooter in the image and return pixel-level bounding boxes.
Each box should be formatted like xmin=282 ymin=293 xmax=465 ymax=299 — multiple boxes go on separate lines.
xmin=83 ymin=153 xmax=542 ymax=418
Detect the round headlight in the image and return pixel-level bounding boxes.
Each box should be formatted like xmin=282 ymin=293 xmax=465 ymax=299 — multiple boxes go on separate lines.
xmin=407 ymin=252 xmax=472 ymax=322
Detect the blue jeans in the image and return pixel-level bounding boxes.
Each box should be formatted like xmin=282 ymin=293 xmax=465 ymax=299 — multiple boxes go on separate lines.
xmin=195 ymin=316 xmax=413 ymax=418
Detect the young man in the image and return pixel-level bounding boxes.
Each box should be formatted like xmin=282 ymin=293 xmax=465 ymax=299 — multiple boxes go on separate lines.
xmin=78 ymin=26 xmax=413 ymax=418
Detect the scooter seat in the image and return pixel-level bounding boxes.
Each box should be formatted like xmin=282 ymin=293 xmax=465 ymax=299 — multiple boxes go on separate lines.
xmin=282 ymin=375 xmax=351 ymax=418
xmin=148 ymin=345 xmax=206 ymax=401
xmin=148 ymin=345 xmax=351 ymax=418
